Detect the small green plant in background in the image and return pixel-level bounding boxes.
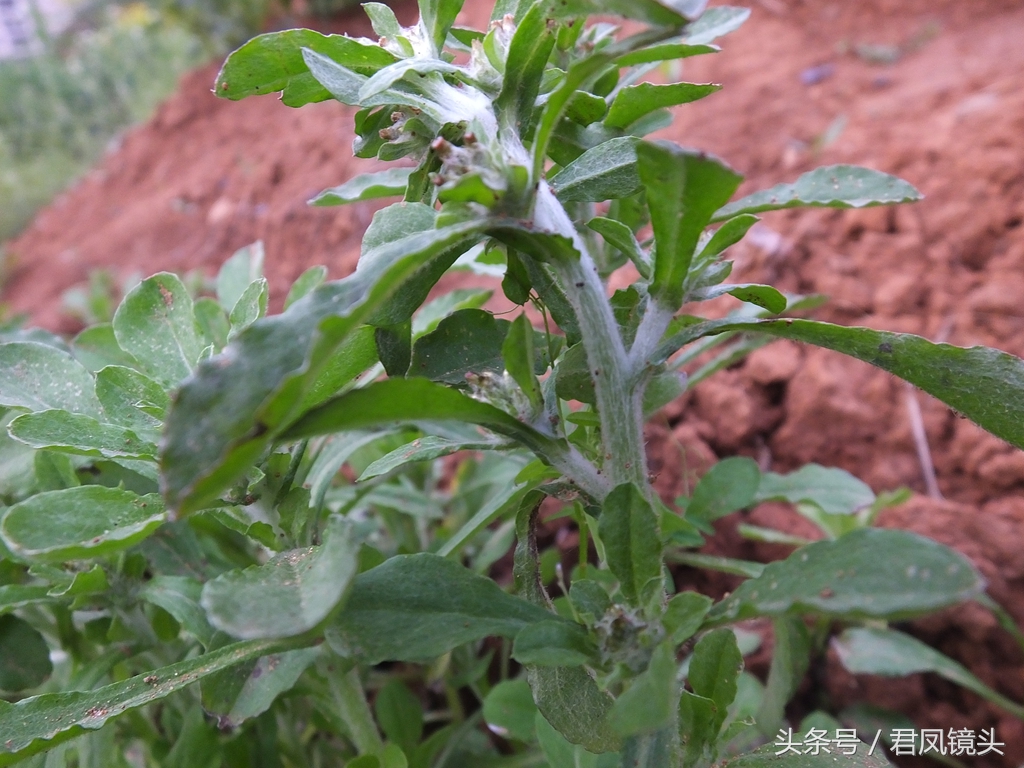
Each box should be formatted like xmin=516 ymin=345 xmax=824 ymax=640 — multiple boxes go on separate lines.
xmin=3 ymin=1 xmax=1024 ymax=767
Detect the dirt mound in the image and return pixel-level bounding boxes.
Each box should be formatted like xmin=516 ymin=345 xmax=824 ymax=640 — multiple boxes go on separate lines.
xmin=5 ymin=0 xmax=1024 ymax=762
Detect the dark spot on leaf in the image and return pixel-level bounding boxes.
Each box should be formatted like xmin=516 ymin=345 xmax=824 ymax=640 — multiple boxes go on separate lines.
xmin=819 ymin=588 xmax=834 ymax=598
xmin=878 ymin=342 xmax=893 ymax=353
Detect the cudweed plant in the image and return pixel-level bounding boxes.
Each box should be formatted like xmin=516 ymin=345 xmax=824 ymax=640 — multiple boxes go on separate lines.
xmin=4 ymin=1 xmax=1024 ymax=766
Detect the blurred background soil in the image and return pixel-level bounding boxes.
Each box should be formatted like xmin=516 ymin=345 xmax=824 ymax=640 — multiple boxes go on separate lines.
xmin=3 ymin=0 xmax=1024 ymax=762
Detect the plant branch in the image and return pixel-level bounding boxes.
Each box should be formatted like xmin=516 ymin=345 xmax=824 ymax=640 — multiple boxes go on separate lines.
xmin=533 ymin=183 xmax=650 ymax=494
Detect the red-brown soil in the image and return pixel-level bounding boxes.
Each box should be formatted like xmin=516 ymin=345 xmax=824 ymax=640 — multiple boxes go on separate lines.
xmin=4 ymin=0 xmax=1024 ymax=763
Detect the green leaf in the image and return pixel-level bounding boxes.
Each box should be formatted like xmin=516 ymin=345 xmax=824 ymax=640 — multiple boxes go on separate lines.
xmin=0 ymin=342 xmax=102 ymax=416
xmin=113 ymin=273 xmax=202 ymax=388
xmin=535 ymin=711 xmax=605 ymax=768
xmin=566 ymin=90 xmax=608 ymax=126
xmin=692 ymin=283 xmax=787 ymax=315
xmin=8 ymin=411 xmax=157 ymax=460
xmin=214 ymin=29 xmax=398 ymax=107
xmin=310 ymin=168 xmax=413 ymax=206
xmin=420 ymin=0 xmax=465 ymax=53
xmin=201 ymin=647 xmax=320 ymax=729
xmin=606 ymin=82 xmax=720 ymax=129
xmin=686 ymin=457 xmax=761 ymax=524
xmin=409 ymin=309 xmax=509 ymax=384
xmin=683 ymin=6 xmax=750 ymax=45
xmin=610 ymin=642 xmax=678 ymax=737
xmin=326 ymin=553 xmax=555 ymax=664
xmin=832 ymin=627 xmax=1024 ymax=719
xmin=755 ymin=464 xmax=875 ymax=515
xmin=496 ymin=0 xmax=557 ymax=135
xmin=598 ymin=484 xmax=662 ymax=605
xmin=284 ymin=266 xmax=328 ymax=310
xmin=216 ymin=242 xmax=264 ymax=313
xmin=1 ymin=486 xmax=165 ymax=562
xmin=201 ymin=516 xmax=358 ymax=640
xmin=699 ymin=214 xmax=759 ymax=260
xmin=227 ymin=279 xmax=269 ymax=339
xmin=708 ymin=528 xmax=984 ymax=624
xmin=0 ymin=615 xmax=52 ymax=692
xmin=358 ymin=435 xmax=499 ymax=481
xmin=549 ymin=137 xmax=641 ymax=203
xmin=671 ymin=317 xmax=1024 ymax=453
xmin=194 ymin=297 xmax=230 ymax=351
xmin=375 ymin=680 xmax=424 ymax=753
xmin=502 ymin=314 xmax=543 ymax=410
xmin=638 ymin=141 xmax=743 ymax=308
xmin=161 ymin=219 xmax=485 ymax=515
xmin=663 ymin=591 xmax=712 ymax=644
xmin=513 ymin=620 xmax=597 ymax=667
xmin=755 ymin=617 xmax=810 ymax=736
xmin=721 ymin=741 xmax=892 ymax=768
xmin=0 ymin=636 xmax=294 ymax=765
xmin=363 ymin=2 xmax=401 ymax=40
xmin=713 ymin=165 xmax=921 ymax=222
xmin=483 ymin=679 xmax=537 ymax=743
xmin=587 ymin=217 xmax=650 ymax=278
xmin=689 ymin=628 xmax=742 ymax=714
xmin=72 ymin=323 xmax=139 ymax=372
xmin=94 ymin=366 xmax=168 ymax=430
xmin=0 ymin=585 xmax=53 ymax=616
xmin=359 ymin=58 xmax=461 ymax=101
xmin=528 ymin=665 xmax=620 ymax=754
xmin=616 ymin=41 xmax=719 ymax=67
xmin=282 ymin=377 xmax=567 ymax=464
xmin=138 ymin=576 xmax=215 ymax=648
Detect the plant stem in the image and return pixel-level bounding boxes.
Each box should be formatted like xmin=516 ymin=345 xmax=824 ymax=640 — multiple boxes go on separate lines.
xmin=328 ymin=664 xmax=383 ymax=755
xmin=533 ymin=183 xmax=650 ymax=495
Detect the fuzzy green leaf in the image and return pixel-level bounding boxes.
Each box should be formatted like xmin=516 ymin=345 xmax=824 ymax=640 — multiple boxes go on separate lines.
xmin=161 ymin=219 xmax=485 ymax=515
xmin=0 ymin=637 xmax=294 ymax=765
xmin=113 ymin=273 xmax=202 ymax=388
xmin=598 ymin=483 xmax=662 ymax=605
xmin=610 ymin=642 xmax=678 ymax=737
xmin=375 ymin=680 xmax=424 ymax=753
xmin=708 ymin=528 xmax=984 ymax=624
xmin=661 ymin=317 xmax=1024 ymax=453
xmin=512 ymin=620 xmax=597 ymax=667
xmin=326 ymin=553 xmax=554 ymax=664
xmin=588 ymin=217 xmax=650 ymax=278
xmin=282 ymin=377 xmax=566 ymax=462
xmin=496 ymin=0 xmax=557 ymax=135
xmin=606 ymin=82 xmax=720 ymax=129
xmin=8 ymin=410 xmax=157 ymax=461
xmin=284 ymin=266 xmax=328 ymax=310
xmin=713 ymin=165 xmax=921 ymax=222
xmin=721 ymin=741 xmax=892 ymax=768
xmin=214 ymin=29 xmax=398 ymax=107
xmin=549 ymin=137 xmax=641 ymax=203
xmin=1 ymin=486 xmax=165 ymax=562
xmin=310 ymin=168 xmax=413 ymax=207
xmin=0 ymin=342 xmax=102 ymax=417
xmin=201 ymin=517 xmax=358 ymax=640
xmin=420 ymin=0 xmax=465 ymax=52
xmin=638 ymin=141 xmax=743 ymax=308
